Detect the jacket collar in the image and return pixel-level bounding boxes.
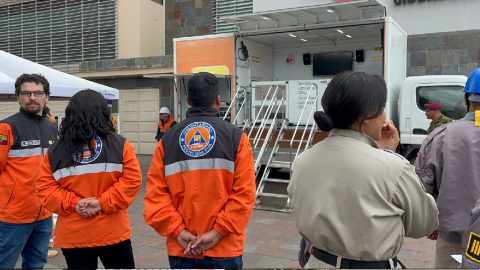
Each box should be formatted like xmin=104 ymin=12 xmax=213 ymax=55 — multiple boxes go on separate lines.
xmin=20 ymin=106 xmax=47 ymax=122
xmin=186 ymin=107 xmax=220 ymax=118
xmin=328 ymin=128 xmax=380 ymax=149
xmin=462 ymin=112 xmax=476 ymax=122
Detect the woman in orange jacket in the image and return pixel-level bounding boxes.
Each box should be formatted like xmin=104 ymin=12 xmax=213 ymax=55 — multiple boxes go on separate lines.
xmin=36 ymin=90 xmax=142 ymax=269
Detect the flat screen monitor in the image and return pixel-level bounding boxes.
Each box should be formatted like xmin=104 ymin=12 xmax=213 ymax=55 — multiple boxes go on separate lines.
xmin=313 ymin=52 xmax=353 ymax=76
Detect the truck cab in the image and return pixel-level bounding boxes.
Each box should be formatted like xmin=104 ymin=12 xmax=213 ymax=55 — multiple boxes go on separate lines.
xmin=398 ymin=75 xmax=467 ymax=162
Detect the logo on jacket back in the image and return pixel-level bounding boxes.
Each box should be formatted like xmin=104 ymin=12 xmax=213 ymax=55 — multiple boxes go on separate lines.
xmin=73 ymin=135 xmax=102 ymax=163
xmin=180 ymin=122 xmax=216 ymax=157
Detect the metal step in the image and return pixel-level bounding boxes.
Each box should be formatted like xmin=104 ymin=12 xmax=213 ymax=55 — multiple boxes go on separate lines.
xmin=263 ymin=178 xmax=290 ymax=184
xmin=257 ymin=192 xmax=289 ymax=199
xmin=268 ymin=161 xmax=291 ymax=169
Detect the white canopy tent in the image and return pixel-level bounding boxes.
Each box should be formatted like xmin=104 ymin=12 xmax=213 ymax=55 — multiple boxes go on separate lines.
xmin=0 ymin=50 xmax=119 ymax=99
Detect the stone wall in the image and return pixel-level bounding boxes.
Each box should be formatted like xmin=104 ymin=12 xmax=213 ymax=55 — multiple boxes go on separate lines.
xmin=407 ymin=29 xmax=480 ymax=77
xmin=165 ymin=0 xmax=213 ymax=55
xmin=79 ymin=55 xmax=173 ymax=72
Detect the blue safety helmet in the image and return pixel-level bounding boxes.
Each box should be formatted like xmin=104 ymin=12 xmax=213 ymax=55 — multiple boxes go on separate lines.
xmin=464 ymin=68 xmax=480 ymax=94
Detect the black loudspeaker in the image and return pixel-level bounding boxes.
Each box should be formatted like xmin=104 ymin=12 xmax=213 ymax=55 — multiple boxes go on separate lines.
xmin=356 ymin=50 xmax=364 ymax=62
xmin=303 ymin=53 xmax=312 ymax=65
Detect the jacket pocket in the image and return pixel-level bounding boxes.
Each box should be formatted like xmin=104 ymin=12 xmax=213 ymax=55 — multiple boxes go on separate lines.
xmin=1 ymin=182 xmax=17 ymax=209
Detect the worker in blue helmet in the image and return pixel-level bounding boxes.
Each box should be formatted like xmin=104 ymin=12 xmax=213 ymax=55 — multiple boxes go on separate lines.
xmin=415 ymin=68 xmax=480 ymax=268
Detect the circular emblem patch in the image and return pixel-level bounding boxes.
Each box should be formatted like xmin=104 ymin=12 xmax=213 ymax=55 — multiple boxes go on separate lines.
xmin=73 ymin=135 xmax=102 ymax=164
xmin=179 ymin=122 xmax=216 ymax=157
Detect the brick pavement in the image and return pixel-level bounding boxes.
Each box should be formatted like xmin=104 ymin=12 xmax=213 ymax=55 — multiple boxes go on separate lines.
xmin=18 ymin=154 xmax=436 ymax=269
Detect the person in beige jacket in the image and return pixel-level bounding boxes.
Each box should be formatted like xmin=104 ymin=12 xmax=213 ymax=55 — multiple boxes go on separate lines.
xmin=288 ymin=71 xmax=439 ymax=269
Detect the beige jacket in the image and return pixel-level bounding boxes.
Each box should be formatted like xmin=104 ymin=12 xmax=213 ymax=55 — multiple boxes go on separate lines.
xmin=288 ymin=129 xmax=438 ymax=261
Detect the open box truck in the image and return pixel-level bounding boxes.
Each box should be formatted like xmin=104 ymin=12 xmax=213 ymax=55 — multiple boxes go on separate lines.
xmin=172 ymin=0 xmax=467 ymax=211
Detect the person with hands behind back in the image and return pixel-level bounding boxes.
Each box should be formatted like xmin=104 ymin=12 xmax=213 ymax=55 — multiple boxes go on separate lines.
xmin=144 ymin=72 xmax=256 ymax=269
xmin=288 ymin=71 xmax=439 ymax=269
xmin=36 ymin=89 xmax=142 ymax=269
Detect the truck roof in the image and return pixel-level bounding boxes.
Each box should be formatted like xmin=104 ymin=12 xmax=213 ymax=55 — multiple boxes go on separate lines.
xmin=404 ymin=75 xmax=468 ymax=85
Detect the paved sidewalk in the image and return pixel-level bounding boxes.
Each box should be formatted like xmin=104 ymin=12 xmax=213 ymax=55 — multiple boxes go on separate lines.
xmin=23 ymin=155 xmax=435 ymax=269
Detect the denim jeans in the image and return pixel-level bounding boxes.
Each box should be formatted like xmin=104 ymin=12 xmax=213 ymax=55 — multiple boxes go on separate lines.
xmin=169 ymin=255 xmax=243 ymax=269
xmin=0 ymin=216 xmax=52 ymax=269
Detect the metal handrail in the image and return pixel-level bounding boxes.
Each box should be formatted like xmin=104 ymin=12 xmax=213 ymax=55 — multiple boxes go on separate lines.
xmin=289 ymin=83 xmax=318 ymax=172
xmin=252 ymin=86 xmax=280 ymax=151
xmin=296 ymin=96 xmax=318 ymax=157
xmin=232 ymin=87 xmax=248 ymax=125
xmin=223 ymin=86 xmax=247 ymax=124
xmin=254 ymin=97 xmax=284 ymax=176
xmin=247 ymin=86 xmax=276 ymax=138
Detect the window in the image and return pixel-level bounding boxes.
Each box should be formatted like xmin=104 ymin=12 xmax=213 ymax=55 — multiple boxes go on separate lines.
xmin=0 ymin=0 xmax=116 ymax=72
xmin=416 ymin=85 xmax=467 ymax=120
xmin=213 ymin=0 xmax=253 ymax=34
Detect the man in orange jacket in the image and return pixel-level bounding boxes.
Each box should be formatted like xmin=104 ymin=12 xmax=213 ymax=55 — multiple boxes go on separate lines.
xmin=0 ymin=74 xmax=57 ymax=269
xmin=144 ymin=72 xmax=256 ymax=269
xmin=155 ymin=107 xmax=176 ymax=142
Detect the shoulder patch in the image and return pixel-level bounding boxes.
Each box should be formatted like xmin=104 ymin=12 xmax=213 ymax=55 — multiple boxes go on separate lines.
xmin=0 ymin=134 xmax=7 ymax=145
xmin=179 ymin=122 xmax=216 ymax=157
xmin=466 ymin=232 xmax=480 ymax=263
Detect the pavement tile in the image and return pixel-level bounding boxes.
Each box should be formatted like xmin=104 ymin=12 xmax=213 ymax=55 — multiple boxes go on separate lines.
xmin=150 ymin=249 xmax=169 ymax=261
xmin=414 ymin=252 xmax=435 ymax=262
xmin=399 ymin=257 xmax=429 ymax=268
xmin=281 ymin=249 xmax=300 ymax=260
xmin=397 ymin=249 xmax=415 ymax=259
xmin=133 ymin=255 xmax=158 ymax=268
xmin=428 ymin=261 xmax=436 ymax=268
xmin=253 ymin=236 xmax=284 ymax=248
xmin=244 ymin=243 xmax=260 ymax=253
xmin=253 ymin=218 xmax=277 ymax=224
xmin=130 ymin=234 xmax=147 ymax=243
xmin=133 ymin=246 xmax=163 ymax=257
xmin=279 ymin=241 xmax=301 ymax=250
xmin=254 ymin=228 xmax=285 ymax=239
xmin=255 ymin=255 xmax=291 ymax=268
xmin=254 ymin=246 xmax=287 ymax=257
xmin=134 ymin=236 xmax=168 ymax=249
xmin=404 ymin=237 xmax=420 ymax=244
xmin=142 ymin=259 xmax=171 ymax=268
xmin=286 ymin=260 xmax=301 ymax=268
xmin=246 ymin=227 xmax=261 ymax=235
xmin=276 ymin=233 xmax=302 ymax=243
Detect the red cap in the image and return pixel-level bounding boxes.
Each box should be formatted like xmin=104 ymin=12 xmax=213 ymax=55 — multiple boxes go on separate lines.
xmin=425 ymin=102 xmax=442 ymax=110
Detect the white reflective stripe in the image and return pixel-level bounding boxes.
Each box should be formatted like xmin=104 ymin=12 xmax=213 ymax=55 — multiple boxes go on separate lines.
xmin=8 ymin=147 xmax=43 ymax=158
xmin=43 ymin=148 xmax=48 ymax=154
xmin=53 ymin=163 xmax=123 ymax=181
xmin=165 ymin=158 xmax=234 ymax=177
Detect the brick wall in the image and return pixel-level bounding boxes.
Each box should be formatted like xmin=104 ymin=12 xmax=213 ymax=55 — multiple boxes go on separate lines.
xmin=407 ymin=29 xmax=480 ymax=77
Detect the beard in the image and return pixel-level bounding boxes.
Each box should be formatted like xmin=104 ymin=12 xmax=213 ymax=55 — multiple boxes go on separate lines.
xmin=25 ymin=102 xmax=42 ymax=115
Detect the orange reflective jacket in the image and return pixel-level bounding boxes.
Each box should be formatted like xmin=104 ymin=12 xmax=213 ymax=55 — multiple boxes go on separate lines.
xmin=0 ymin=108 xmax=57 ymax=224
xmin=37 ymin=134 xmax=142 ymax=248
xmin=144 ymin=107 xmax=256 ymax=258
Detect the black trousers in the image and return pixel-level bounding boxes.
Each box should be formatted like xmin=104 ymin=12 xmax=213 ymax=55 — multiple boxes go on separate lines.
xmin=61 ymin=239 xmax=135 ymax=269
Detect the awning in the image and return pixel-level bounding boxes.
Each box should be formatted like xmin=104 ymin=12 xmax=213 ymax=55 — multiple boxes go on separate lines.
xmin=219 ymin=0 xmax=386 ymax=35
xmin=0 ymin=50 xmax=119 ymax=99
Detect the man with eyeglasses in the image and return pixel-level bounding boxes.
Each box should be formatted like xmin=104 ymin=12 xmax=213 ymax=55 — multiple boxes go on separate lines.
xmin=0 ymin=74 xmax=58 ymax=269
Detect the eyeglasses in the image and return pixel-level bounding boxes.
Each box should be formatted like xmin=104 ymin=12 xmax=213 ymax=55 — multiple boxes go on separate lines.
xmin=19 ymin=91 xmax=45 ymax=97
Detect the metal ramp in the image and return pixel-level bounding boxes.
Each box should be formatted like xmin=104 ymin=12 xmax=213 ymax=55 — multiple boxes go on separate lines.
xmin=254 ymin=84 xmax=319 ymax=212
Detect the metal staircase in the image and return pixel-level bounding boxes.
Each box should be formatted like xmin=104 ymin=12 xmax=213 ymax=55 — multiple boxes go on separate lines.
xmin=254 ymin=84 xmax=319 ymax=212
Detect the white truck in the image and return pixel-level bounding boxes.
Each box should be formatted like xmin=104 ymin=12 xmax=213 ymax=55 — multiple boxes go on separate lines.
xmin=168 ymin=0 xmax=467 ymax=210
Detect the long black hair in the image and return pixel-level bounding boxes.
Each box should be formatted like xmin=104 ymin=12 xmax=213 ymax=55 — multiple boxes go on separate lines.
xmin=56 ymin=89 xmax=115 ymax=163
xmin=314 ymin=71 xmax=387 ymax=132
